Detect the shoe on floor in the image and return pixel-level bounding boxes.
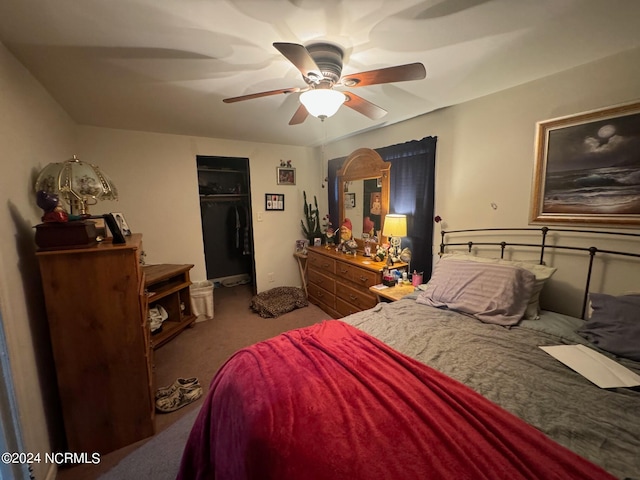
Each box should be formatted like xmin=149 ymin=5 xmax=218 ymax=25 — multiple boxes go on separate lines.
xmin=155 ymin=384 xmax=203 ymax=413
xmin=155 ymin=377 xmax=199 ymax=400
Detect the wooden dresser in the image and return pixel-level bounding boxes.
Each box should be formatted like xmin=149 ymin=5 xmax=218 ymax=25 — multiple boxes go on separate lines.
xmin=36 ymin=234 xmax=195 ymax=454
xmin=306 ymin=246 xmax=407 ymax=318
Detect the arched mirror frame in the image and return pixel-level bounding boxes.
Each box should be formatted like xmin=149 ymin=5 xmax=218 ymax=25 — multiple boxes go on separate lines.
xmin=337 ymin=148 xmax=391 ymax=249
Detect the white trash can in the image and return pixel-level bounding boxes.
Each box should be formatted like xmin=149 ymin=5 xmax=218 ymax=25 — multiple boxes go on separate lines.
xmin=190 ymin=281 xmax=214 ymax=321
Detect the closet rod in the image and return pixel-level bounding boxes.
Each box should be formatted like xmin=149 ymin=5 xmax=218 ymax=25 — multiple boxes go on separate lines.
xmin=200 ymin=196 xmax=247 ymax=203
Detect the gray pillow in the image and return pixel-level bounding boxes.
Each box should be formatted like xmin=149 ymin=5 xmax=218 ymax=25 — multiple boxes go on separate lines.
xmin=577 ymin=293 xmax=640 ymax=361
xmin=439 ymin=253 xmax=556 ymax=320
xmin=416 ymin=259 xmax=535 ymax=326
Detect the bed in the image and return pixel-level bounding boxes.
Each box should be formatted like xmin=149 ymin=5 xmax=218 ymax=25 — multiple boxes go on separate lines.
xmin=178 ymin=227 xmax=640 ymax=479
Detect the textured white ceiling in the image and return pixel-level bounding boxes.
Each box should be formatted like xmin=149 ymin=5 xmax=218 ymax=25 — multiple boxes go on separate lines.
xmin=1 ymin=0 xmax=639 ymax=147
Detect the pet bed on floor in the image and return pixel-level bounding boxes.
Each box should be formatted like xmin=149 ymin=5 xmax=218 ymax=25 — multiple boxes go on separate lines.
xmin=250 ymin=286 xmax=308 ymax=318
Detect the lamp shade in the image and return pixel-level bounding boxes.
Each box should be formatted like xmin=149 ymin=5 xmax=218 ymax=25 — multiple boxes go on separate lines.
xmin=34 ymin=155 xmax=118 ymax=215
xmin=382 ymin=214 xmax=407 ymax=238
xmin=299 ymin=89 xmax=346 ymax=119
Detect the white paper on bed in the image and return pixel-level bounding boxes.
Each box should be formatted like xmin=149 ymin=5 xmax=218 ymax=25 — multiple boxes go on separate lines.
xmin=539 ymin=344 xmax=640 ymax=388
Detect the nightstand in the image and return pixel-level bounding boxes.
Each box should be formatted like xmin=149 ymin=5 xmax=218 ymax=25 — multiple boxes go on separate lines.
xmin=369 ymin=283 xmax=416 ymax=302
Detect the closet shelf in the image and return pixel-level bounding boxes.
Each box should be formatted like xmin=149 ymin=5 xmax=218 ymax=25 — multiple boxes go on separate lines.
xmin=197 ymin=167 xmax=246 ymax=174
xmin=200 ymin=194 xmax=248 ymax=199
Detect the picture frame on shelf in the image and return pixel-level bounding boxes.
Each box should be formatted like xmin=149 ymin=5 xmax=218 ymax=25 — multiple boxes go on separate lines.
xmin=277 ymin=167 xmax=296 ymax=185
xmin=265 ymin=193 xmax=285 ymax=211
xmin=295 ymin=239 xmax=309 ymax=254
xmin=110 ymin=212 xmax=132 ymax=236
xmin=103 ymin=213 xmax=127 ymax=244
xmin=530 ymin=101 xmax=640 ymax=226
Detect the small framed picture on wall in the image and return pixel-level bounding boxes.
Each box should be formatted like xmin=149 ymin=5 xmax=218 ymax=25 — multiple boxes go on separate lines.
xmin=345 ymin=193 xmax=356 ymax=209
xmin=370 ymin=192 xmax=382 ymax=215
xmin=265 ymin=193 xmax=285 ymax=211
xmin=276 ymin=167 xmax=296 ymax=185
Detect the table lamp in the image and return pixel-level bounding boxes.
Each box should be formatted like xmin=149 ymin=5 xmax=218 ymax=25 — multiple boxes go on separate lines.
xmin=382 ymin=214 xmax=407 ymax=265
xmin=34 ymin=155 xmax=118 ymax=216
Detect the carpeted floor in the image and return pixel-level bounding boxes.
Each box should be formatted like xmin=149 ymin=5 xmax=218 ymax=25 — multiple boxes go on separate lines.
xmin=98 ymin=408 xmax=200 ymax=480
xmin=56 ymin=284 xmax=328 ymax=480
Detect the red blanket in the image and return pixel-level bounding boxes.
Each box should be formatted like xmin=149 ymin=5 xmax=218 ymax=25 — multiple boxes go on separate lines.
xmin=177 ymin=320 xmax=615 ymax=480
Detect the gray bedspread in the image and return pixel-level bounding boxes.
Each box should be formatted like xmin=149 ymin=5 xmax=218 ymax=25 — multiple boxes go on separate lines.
xmin=342 ymin=298 xmax=640 ymax=479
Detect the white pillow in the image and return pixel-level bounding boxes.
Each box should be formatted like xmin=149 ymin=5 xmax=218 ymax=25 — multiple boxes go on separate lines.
xmin=439 ymin=253 xmax=557 ymax=319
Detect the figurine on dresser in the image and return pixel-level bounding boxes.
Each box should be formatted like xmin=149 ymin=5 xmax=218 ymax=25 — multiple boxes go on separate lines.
xmin=339 ymin=218 xmax=352 ymax=242
xmin=36 ymin=190 xmax=69 ymax=223
xmin=337 ymin=218 xmax=358 ymax=255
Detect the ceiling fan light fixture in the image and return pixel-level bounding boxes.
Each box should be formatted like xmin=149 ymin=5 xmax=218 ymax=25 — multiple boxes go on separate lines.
xmin=300 ymin=89 xmax=345 ymax=120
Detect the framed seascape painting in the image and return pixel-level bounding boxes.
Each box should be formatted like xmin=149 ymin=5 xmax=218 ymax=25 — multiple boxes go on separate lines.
xmin=530 ymin=101 xmax=640 ymax=226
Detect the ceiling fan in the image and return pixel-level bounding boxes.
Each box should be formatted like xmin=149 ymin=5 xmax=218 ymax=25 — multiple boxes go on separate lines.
xmin=223 ymin=42 xmax=426 ymax=125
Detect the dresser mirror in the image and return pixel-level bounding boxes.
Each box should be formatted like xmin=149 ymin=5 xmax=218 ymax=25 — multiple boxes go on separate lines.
xmin=337 ymin=148 xmax=391 ymax=249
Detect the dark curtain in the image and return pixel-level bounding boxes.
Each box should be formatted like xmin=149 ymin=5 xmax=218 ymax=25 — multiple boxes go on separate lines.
xmin=327 ymin=155 xmax=346 ymax=232
xmin=377 ymin=137 xmax=437 ymax=278
xmin=328 ymin=136 xmax=437 ymax=278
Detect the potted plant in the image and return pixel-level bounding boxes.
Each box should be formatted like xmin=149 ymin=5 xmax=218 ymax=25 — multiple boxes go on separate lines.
xmin=300 ymin=191 xmax=322 ymax=244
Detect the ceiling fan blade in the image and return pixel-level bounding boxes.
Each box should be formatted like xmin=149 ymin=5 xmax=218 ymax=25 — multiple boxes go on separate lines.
xmin=289 ymin=104 xmax=309 ymax=125
xmin=343 ymin=93 xmax=387 ymax=120
xmin=273 ymin=42 xmax=323 ymax=83
xmin=223 ymin=87 xmax=301 ymax=103
xmin=340 ymin=63 xmax=426 ymax=87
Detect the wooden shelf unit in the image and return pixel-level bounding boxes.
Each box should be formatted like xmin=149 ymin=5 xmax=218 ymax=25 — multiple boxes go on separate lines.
xmin=36 ymin=234 xmax=155 ymax=454
xmin=36 ymin=236 xmax=197 ymax=454
xmin=144 ymin=263 xmax=196 ymax=349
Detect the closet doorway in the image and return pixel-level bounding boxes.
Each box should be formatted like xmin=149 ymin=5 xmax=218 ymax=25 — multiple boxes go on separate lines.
xmin=197 ymin=155 xmax=255 ymax=290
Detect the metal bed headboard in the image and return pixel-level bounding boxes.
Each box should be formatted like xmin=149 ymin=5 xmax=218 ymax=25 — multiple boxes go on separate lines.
xmin=439 ymin=227 xmax=640 ymax=319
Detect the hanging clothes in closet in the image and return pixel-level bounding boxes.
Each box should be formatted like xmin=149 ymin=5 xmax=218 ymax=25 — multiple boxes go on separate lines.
xmin=201 ymin=198 xmax=252 ymax=281
xmin=227 ymin=203 xmax=251 ymax=256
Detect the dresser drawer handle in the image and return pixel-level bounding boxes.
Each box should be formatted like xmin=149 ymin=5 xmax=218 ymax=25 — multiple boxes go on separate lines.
xmin=349 ymin=294 xmax=357 ymax=301
xmin=340 ymin=268 xmax=348 ymax=274
xmin=358 ymin=276 xmax=368 ymax=282
xmin=317 ymin=291 xmax=324 ymax=298
xmin=322 ymin=263 xmax=330 ymax=268
xmin=317 ymin=278 xmax=324 ymax=284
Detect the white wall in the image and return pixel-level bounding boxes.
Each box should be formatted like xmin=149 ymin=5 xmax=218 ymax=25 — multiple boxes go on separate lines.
xmin=326 ymin=47 xmax=640 ymax=228
xmin=0 ymin=41 xmax=77 ymax=480
xmin=324 ymin=47 xmax=640 ymax=315
xmin=77 ymin=127 xmax=322 ymax=292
